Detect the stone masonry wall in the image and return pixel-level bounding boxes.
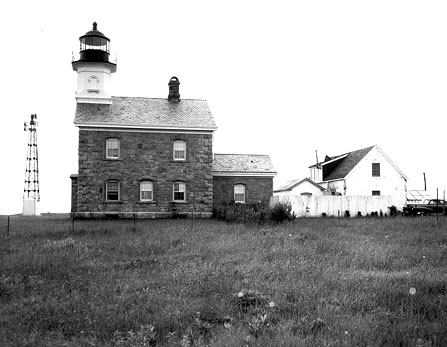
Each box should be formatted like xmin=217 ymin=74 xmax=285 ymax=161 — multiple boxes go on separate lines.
xmin=70 ymin=175 xmax=78 ymax=213
xmin=77 ymin=130 xmax=213 ymax=217
xmin=213 ymin=176 xmax=273 ymax=207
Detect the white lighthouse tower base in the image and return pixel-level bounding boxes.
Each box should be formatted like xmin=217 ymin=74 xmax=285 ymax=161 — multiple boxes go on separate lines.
xmin=23 ymin=199 xmax=40 ymax=216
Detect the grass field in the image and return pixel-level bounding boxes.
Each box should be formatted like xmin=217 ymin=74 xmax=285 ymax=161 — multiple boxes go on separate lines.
xmin=0 ymin=215 xmax=446 ymax=346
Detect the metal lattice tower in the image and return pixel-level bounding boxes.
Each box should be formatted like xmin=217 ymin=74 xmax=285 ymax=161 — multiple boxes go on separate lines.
xmin=23 ymin=114 xmax=40 ymax=201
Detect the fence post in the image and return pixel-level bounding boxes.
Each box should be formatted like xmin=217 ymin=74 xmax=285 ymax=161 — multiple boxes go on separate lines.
xmin=191 ymin=202 xmax=194 ymax=232
xmin=71 ymin=213 xmax=75 ymax=233
xmin=190 ymin=192 xmax=194 ymax=232
xmin=7 ymin=215 xmax=10 ymax=256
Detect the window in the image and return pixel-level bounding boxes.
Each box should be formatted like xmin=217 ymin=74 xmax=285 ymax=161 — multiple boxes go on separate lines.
xmin=106 ymin=181 xmax=120 ymax=201
xmin=234 ymin=184 xmax=246 ymax=203
xmin=173 ymin=182 xmax=186 ymax=201
xmin=173 ymin=140 xmax=186 ymax=160
xmin=106 ymin=138 xmax=120 ymax=159
xmin=372 ymin=190 xmax=381 ymax=196
xmin=372 ymin=163 xmax=380 ymax=177
xmin=140 ymin=181 xmax=153 ymax=201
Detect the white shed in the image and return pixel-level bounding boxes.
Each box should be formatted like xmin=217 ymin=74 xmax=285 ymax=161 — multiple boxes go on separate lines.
xmin=274 ymin=178 xmax=326 ymax=198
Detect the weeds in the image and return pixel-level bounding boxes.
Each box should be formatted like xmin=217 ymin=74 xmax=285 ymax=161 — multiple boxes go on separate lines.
xmin=214 ymin=201 xmax=295 ymax=224
xmin=0 ymin=215 xmax=446 ymax=346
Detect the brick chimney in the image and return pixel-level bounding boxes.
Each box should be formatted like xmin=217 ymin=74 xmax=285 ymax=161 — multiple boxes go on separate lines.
xmin=168 ymin=76 xmax=180 ymax=102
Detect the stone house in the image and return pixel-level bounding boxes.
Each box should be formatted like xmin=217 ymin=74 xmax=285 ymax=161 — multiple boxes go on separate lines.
xmin=213 ymin=154 xmax=277 ymax=207
xmin=308 ymin=145 xmax=408 ymax=205
xmin=70 ymin=23 xmax=276 ymax=218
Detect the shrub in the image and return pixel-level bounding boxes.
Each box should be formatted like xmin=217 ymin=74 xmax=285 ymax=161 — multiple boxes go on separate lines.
xmin=213 ymin=201 xmax=294 ymax=224
xmin=213 ymin=201 xmax=271 ymax=225
xmin=388 ymin=205 xmax=400 ymax=216
xmin=270 ymin=201 xmax=295 ymax=223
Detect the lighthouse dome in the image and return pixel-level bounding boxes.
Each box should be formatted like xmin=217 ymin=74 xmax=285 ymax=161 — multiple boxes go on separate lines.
xmin=78 ymin=22 xmax=111 ymax=63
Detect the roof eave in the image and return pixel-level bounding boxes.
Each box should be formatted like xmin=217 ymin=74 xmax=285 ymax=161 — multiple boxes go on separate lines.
xmin=375 ymin=145 xmax=408 ymax=181
xmin=212 ymin=171 xmax=277 ymax=177
xmin=273 ymin=189 xmax=292 ymax=193
xmin=74 ymin=122 xmax=217 ymax=132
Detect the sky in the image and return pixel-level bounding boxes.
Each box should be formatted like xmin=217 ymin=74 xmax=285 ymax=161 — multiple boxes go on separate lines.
xmin=1 ymin=0 xmax=447 ymax=214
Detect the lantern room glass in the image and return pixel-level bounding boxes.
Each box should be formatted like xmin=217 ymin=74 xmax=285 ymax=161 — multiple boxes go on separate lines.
xmin=80 ymin=37 xmax=109 ymax=53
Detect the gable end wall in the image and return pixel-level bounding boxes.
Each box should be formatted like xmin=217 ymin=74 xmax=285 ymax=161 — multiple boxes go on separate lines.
xmin=346 ymin=147 xmax=407 ymax=205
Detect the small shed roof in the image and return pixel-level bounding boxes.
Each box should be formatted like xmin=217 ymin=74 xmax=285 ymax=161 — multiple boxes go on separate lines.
xmin=407 ymin=190 xmax=431 ymax=203
xmin=74 ymin=96 xmax=217 ymax=131
xmin=213 ymin=154 xmax=277 ymax=176
xmin=274 ymin=178 xmax=325 ymax=193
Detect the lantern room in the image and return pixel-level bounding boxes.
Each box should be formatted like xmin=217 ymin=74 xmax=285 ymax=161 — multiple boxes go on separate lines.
xmin=78 ymin=22 xmax=111 ymax=63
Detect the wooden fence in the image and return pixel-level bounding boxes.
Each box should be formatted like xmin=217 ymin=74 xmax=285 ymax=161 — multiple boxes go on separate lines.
xmin=270 ymin=195 xmax=404 ymax=217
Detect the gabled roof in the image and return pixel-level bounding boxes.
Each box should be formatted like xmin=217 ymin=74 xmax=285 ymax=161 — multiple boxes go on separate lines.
xmin=213 ymin=154 xmax=277 ymax=177
xmin=274 ymin=178 xmax=325 ymax=193
xmin=74 ymin=96 xmax=217 ymax=131
xmin=323 ymin=146 xmax=374 ymax=181
xmin=310 ymin=145 xmax=408 ymax=182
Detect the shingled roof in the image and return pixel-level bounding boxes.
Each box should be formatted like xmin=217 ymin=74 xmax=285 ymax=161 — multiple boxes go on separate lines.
xmin=213 ymin=154 xmax=277 ymax=176
xmin=322 ymin=146 xmax=374 ymax=181
xmin=74 ymin=96 xmax=217 ymax=130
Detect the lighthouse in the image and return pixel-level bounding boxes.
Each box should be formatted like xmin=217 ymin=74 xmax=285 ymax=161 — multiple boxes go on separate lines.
xmin=72 ymin=22 xmax=116 ymax=104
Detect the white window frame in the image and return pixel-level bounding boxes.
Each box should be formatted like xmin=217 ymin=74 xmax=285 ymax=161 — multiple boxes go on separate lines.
xmin=106 ymin=180 xmax=120 ymax=201
xmin=234 ymin=184 xmax=246 ymax=203
xmin=173 ymin=140 xmax=186 ymax=161
xmin=140 ymin=181 xmax=153 ymax=201
xmin=106 ymin=138 xmax=120 ymax=159
xmin=173 ymin=181 xmax=186 ymax=202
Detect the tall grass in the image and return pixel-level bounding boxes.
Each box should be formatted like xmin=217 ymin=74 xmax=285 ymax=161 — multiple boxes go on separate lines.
xmin=0 ymin=215 xmax=446 ymax=346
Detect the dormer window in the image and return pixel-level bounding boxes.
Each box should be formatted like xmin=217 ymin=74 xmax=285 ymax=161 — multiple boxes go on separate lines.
xmin=173 ymin=140 xmax=186 ymax=160
xmin=106 ymin=138 xmax=120 ymax=159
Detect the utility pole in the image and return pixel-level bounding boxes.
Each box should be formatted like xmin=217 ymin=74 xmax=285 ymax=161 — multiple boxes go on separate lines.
xmin=436 ymin=188 xmax=439 ymax=222
xmin=444 ymin=190 xmax=445 ymax=219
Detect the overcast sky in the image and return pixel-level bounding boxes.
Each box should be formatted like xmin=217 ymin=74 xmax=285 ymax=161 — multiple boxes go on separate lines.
xmin=1 ymin=0 xmax=446 ymax=214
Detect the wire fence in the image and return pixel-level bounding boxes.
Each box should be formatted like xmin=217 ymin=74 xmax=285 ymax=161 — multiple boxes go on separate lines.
xmin=0 ymin=213 xmax=203 ymax=260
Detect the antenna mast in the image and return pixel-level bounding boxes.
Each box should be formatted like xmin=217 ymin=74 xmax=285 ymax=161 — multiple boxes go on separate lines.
xmin=23 ymin=114 xmax=40 ymax=215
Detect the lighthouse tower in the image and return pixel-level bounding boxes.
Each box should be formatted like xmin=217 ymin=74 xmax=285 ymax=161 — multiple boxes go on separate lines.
xmin=72 ymin=22 xmax=116 ymax=104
